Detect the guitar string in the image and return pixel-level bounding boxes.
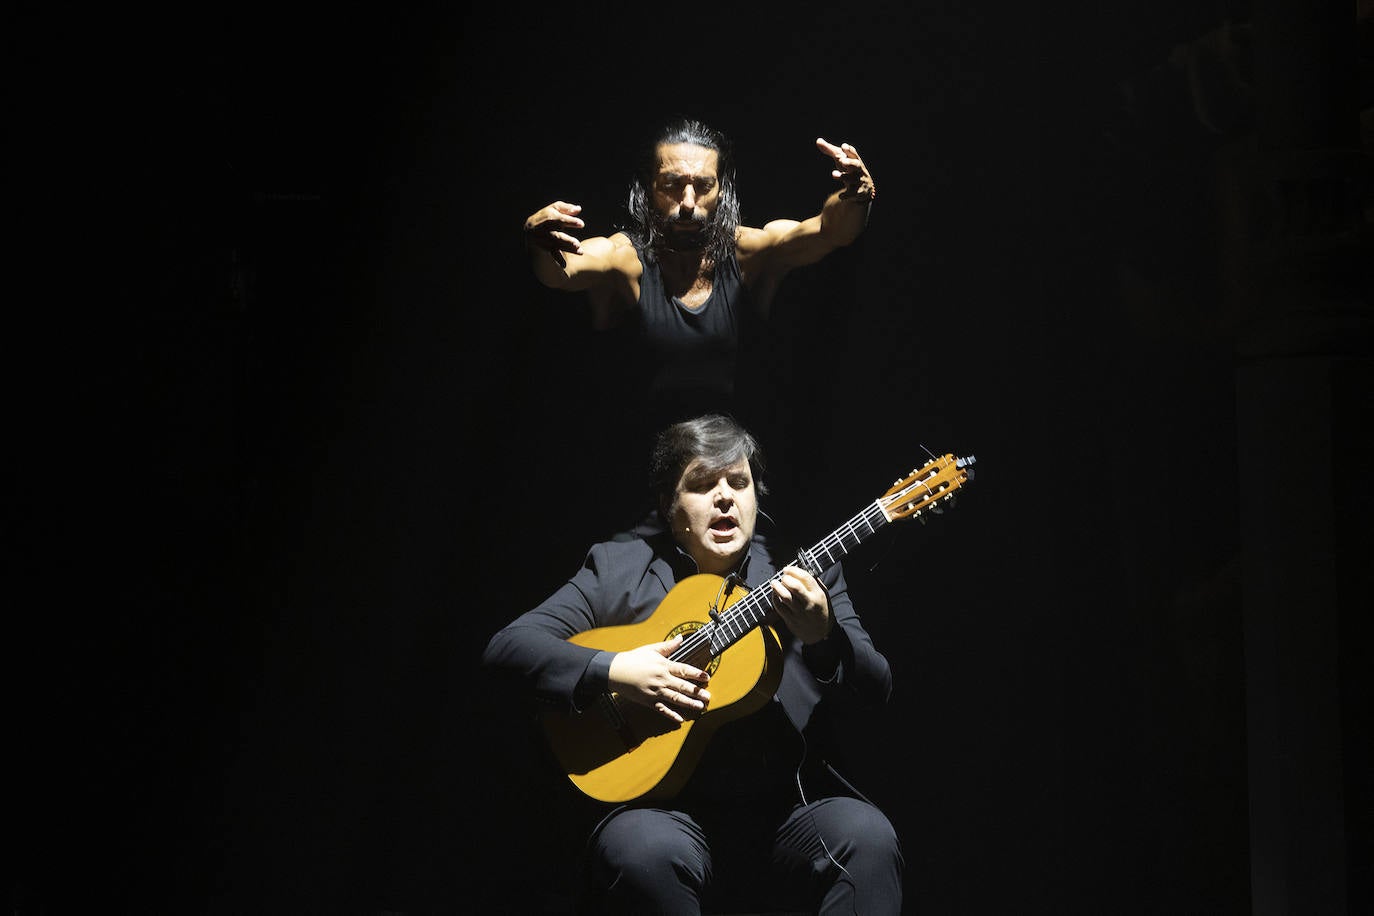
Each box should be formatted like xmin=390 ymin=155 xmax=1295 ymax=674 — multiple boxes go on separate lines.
xmin=669 ymin=500 xmax=890 ymax=663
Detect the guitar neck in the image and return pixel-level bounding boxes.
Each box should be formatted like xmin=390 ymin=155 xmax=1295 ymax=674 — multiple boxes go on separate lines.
xmin=685 ymin=500 xmax=890 ymax=659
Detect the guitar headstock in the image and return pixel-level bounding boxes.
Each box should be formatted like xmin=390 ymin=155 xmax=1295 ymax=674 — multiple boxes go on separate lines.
xmin=880 ymin=453 xmax=976 ymax=522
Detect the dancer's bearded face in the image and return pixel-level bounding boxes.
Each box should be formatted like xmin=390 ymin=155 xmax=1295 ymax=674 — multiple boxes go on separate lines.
xmin=650 ymin=143 xmax=720 ymax=251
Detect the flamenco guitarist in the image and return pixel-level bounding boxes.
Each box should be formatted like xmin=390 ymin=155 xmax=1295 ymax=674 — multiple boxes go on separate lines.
xmin=482 ymin=413 xmax=903 ymax=915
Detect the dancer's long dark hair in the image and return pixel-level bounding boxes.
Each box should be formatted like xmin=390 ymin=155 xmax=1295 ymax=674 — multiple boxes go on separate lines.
xmin=625 ymin=118 xmax=740 ymax=266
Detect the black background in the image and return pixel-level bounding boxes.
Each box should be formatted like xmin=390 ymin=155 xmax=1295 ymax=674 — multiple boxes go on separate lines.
xmin=11 ymin=3 xmax=1370 ymax=914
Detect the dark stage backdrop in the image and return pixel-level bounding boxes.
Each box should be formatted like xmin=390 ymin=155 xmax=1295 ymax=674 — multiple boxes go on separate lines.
xmin=13 ymin=4 xmax=1369 ymax=915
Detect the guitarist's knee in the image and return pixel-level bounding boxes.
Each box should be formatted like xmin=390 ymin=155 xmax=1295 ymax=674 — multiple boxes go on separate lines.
xmin=585 ymin=807 xmax=710 ymax=908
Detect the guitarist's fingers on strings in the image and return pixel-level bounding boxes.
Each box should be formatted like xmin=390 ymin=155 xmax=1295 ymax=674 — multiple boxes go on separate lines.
xmin=770 ymin=565 xmax=833 ymax=646
xmin=606 ymin=633 xmax=713 ymax=723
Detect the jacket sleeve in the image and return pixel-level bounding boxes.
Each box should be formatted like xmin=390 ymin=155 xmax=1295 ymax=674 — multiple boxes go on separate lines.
xmin=801 ymin=562 xmax=893 ymax=705
xmin=480 ymin=545 xmax=619 ymax=715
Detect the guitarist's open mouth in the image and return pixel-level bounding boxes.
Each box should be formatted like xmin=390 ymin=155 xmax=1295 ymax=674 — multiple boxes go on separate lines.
xmin=710 ymin=517 xmax=738 ymax=534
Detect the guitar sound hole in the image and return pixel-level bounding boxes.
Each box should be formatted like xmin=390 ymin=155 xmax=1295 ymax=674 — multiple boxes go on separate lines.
xmin=666 ymin=621 xmax=720 ymax=675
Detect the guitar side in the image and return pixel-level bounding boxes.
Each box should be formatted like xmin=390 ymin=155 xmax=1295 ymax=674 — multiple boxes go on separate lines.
xmin=540 ymin=574 xmax=784 ymax=803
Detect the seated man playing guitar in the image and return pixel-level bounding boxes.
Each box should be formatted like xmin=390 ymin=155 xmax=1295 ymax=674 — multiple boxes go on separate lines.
xmin=482 ymin=413 xmax=904 ymax=914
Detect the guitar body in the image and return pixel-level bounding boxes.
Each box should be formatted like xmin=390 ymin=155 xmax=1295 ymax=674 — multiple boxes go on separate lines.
xmin=540 ymin=573 xmax=784 ymax=803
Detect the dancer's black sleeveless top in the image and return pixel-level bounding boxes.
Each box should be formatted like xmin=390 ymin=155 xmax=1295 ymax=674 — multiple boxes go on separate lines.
xmin=633 ymin=247 xmax=754 ymax=429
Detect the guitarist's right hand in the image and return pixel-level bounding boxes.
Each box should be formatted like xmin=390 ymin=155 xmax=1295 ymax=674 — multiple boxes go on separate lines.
xmin=607 ymin=633 xmax=713 ymax=723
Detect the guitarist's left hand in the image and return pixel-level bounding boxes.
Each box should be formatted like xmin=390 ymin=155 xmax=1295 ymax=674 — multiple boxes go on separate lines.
xmin=770 ymin=565 xmax=834 ymax=645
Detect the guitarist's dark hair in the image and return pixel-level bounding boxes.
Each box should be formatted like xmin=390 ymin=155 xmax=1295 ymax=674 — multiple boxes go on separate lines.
xmin=650 ymin=413 xmax=769 ymax=517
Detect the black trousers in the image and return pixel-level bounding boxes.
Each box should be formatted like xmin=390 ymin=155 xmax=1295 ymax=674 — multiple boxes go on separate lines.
xmin=579 ymin=795 xmax=903 ymax=915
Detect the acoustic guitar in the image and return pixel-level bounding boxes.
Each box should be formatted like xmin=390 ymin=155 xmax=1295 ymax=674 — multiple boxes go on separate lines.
xmin=540 ymin=452 xmax=976 ymax=803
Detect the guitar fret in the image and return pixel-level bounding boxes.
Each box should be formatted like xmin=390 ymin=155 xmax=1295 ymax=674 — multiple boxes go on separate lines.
xmin=810 ymin=504 xmax=888 ymax=572
xmin=721 ymin=616 xmax=738 ymax=641
xmin=840 ymin=518 xmax=861 ymax=549
xmin=740 ymin=593 xmax=766 ymax=629
xmin=721 ymin=591 xmax=768 ymax=638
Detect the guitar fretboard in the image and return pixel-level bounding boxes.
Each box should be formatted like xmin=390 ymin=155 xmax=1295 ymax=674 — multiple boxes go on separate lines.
xmin=674 ymin=500 xmax=891 ymax=662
